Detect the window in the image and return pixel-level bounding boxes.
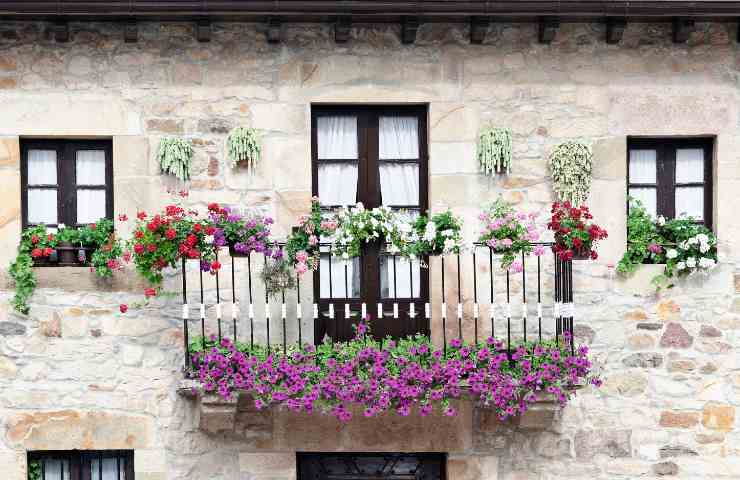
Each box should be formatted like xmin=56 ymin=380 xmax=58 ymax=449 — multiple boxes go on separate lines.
xmin=27 ymin=451 xmax=134 ymax=480
xmin=627 ymin=137 xmax=713 ymax=228
xmin=311 ymin=105 xmax=429 ymax=341
xmin=297 ymin=452 xmax=446 ymax=480
xmin=21 ymin=139 xmax=113 ymax=229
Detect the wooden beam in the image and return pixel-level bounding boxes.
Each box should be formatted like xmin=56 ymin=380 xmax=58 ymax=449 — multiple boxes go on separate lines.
xmin=538 ymin=17 xmax=559 ymax=44
xmin=335 ymin=16 xmax=351 ymax=43
xmin=470 ymin=16 xmax=490 ymax=44
xmin=124 ymin=21 xmax=138 ymax=43
xmin=53 ymin=21 xmax=69 ymax=43
xmin=606 ymin=17 xmax=627 ymax=44
xmin=672 ymin=17 xmax=695 ymax=43
xmin=401 ymin=16 xmax=420 ymax=45
xmin=196 ymin=20 xmax=211 ymax=43
xmin=267 ymin=16 xmax=282 ymax=44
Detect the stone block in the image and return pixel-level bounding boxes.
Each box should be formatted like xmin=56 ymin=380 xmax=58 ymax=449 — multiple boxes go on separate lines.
xmin=238 ymin=453 xmax=296 ymax=475
xmin=0 ymin=355 xmax=18 ymax=378
xmin=702 ymin=403 xmax=735 ymax=432
xmin=0 ymin=450 xmax=24 ymax=480
xmin=622 ymin=352 xmax=663 ymax=368
xmin=591 ymin=136 xmax=626 ymax=181
xmin=660 ymin=323 xmax=693 ymax=349
xmin=5 ymin=410 xmax=154 ymax=449
xmin=134 ymin=448 xmax=167 ymax=473
xmin=430 ymin=142 xmax=478 ymax=175
xmin=121 ymin=344 xmax=144 ymax=366
xmin=430 ymin=103 xmax=479 ymax=142
xmin=0 ymin=136 xmax=20 ymax=167
xmin=447 ymin=455 xmax=499 ymax=480
xmin=198 ymin=394 xmax=238 ymax=435
xmin=601 ymin=372 xmax=648 ymax=397
xmin=659 ymin=411 xmax=699 ymax=429
xmin=574 ymin=429 xmax=631 ymax=459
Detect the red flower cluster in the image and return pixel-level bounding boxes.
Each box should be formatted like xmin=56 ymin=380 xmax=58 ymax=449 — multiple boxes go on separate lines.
xmin=547 ymin=202 xmax=608 ymax=261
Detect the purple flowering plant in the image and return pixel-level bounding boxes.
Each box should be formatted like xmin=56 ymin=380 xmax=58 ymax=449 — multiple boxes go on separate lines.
xmin=191 ymin=318 xmax=600 ymax=423
xmin=207 ymin=202 xmax=278 ymax=257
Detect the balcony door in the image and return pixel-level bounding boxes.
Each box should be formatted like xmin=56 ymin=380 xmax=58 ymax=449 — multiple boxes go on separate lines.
xmin=297 ymin=453 xmax=445 ymax=480
xmin=311 ymin=105 xmax=429 ymax=341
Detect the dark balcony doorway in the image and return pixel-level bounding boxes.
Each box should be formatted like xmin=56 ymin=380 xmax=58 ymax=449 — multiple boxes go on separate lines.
xmin=298 ymin=453 xmax=446 ymax=480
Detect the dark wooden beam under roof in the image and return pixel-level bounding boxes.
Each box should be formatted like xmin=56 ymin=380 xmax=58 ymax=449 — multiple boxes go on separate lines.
xmin=335 ymin=16 xmax=351 ymax=42
xmin=267 ymin=16 xmax=282 ymax=43
xmin=470 ymin=16 xmax=490 ymax=44
xmin=401 ymin=15 xmax=420 ymax=44
xmin=538 ymin=17 xmax=559 ymax=43
xmin=3 ymin=1 xmax=740 ymax=19
xmin=606 ymin=17 xmax=627 ymax=44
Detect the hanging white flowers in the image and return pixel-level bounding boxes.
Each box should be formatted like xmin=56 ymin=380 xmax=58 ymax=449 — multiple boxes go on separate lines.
xmin=548 ymin=140 xmax=593 ymax=205
xmin=477 ymin=127 xmax=513 ymax=175
xmin=226 ymin=126 xmax=261 ymax=171
xmin=157 ymin=137 xmax=193 ymax=182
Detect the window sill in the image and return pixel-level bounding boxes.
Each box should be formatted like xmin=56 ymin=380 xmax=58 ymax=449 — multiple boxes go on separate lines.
xmin=616 ymin=262 xmax=732 ymax=296
xmin=23 ymin=266 xmax=149 ymax=293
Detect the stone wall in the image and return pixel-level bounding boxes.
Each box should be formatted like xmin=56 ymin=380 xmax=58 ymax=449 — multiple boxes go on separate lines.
xmin=0 ymin=20 xmax=738 ymax=479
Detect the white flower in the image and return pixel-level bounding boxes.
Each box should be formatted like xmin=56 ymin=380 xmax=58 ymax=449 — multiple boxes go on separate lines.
xmin=666 ymin=249 xmax=678 ymax=259
xmin=423 ymin=222 xmax=437 ymax=242
xmin=205 ymin=235 xmax=215 ymax=244
xmin=443 ymin=238 xmax=456 ymax=251
xmin=342 ymin=252 xmax=349 ymax=259
xmin=677 ymin=261 xmax=686 ymax=270
xmin=679 ymin=241 xmax=690 ymax=250
xmin=657 ymin=216 xmax=666 ymax=226
xmin=441 ymin=229 xmax=454 ymax=238
xmin=697 ymin=233 xmax=709 ymax=244
xmin=688 ymin=236 xmax=698 ymax=245
xmin=58 ymin=223 xmax=66 ymax=229
xmin=699 ymin=243 xmax=710 ymax=254
xmin=686 ymin=257 xmax=696 ymax=268
xmin=698 ymin=257 xmax=716 ymax=269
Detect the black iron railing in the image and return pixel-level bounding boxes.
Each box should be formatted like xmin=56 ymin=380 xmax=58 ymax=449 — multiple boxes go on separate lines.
xmin=179 ymin=242 xmax=575 ymax=372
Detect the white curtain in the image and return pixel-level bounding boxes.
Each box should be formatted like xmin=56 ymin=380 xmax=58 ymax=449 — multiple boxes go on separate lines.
xmin=76 ymin=150 xmax=106 ymax=185
xmin=317 ymin=116 xmax=358 ymax=159
xmin=28 ymin=149 xmax=57 ymax=184
xmin=320 ymin=253 xmax=360 ymax=298
xmin=629 ymin=149 xmax=657 ymax=183
xmin=77 ymin=190 xmax=106 ymax=224
xmin=91 ymin=458 xmax=126 ymax=480
xmin=381 ymin=256 xmax=421 ymax=298
xmin=379 ymin=164 xmax=419 ymax=206
xmin=628 ymin=188 xmax=657 ymax=218
xmin=379 ymin=116 xmax=419 ymax=159
xmin=318 ymin=163 xmax=357 ymax=206
xmin=676 ymin=148 xmax=704 ymax=183
xmin=28 ymin=189 xmax=58 ymax=224
xmin=42 ymin=459 xmax=71 ymax=480
xmin=676 ymin=186 xmax=704 ymax=220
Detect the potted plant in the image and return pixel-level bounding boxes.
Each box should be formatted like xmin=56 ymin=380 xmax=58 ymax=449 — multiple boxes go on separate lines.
xmin=547 ymin=202 xmax=608 ymax=261
xmin=206 ymin=203 xmax=275 ymax=257
xmin=55 ymin=225 xmax=80 ymax=265
xmin=22 ymin=225 xmax=58 ymax=266
xmin=478 ymin=198 xmax=544 ymax=270
xmin=402 ymin=210 xmax=464 ymax=258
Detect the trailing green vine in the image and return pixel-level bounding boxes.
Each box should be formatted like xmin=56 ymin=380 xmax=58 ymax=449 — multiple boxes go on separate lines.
xmin=548 ymin=140 xmax=592 ymax=205
xmin=27 ymin=460 xmax=41 ymax=480
xmin=477 ymin=127 xmax=512 ymax=175
xmin=226 ymin=126 xmax=261 ymax=171
xmin=158 ymin=137 xmax=193 ymax=181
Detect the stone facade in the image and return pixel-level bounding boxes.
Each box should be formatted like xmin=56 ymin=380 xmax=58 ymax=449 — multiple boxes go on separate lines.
xmin=0 ymin=20 xmax=739 ymax=479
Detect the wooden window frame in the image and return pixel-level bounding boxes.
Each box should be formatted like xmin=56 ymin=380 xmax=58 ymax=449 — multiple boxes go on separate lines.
xmin=310 ymin=105 xmax=429 ymax=341
xmin=27 ymin=450 xmax=134 ymax=480
xmin=21 ymin=139 xmax=114 ymax=229
xmin=627 ymin=137 xmax=713 ymax=230
xmin=297 ymin=452 xmax=447 ymax=480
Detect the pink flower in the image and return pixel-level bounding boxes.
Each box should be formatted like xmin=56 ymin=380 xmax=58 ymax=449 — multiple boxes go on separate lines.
xmin=533 ymin=245 xmax=547 ymax=256
xmin=295 ymin=250 xmax=309 ymax=263
xmin=648 ymin=243 xmax=662 ymax=254
xmin=295 ymin=262 xmax=308 ymax=275
xmin=486 ymin=238 xmax=497 ymax=249
xmin=509 ymin=260 xmax=523 ymax=273
xmin=500 ymin=238 xmax=513 ymax=248
xmin=308 ymin=235 xmax=318 ymax=246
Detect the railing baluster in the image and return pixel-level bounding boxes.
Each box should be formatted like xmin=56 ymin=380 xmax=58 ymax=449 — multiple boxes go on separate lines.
xmin=392 ymin=254 xmax=398 ymax=299
xmin=215 ymin=250 xmax=222 ymax=343
xmin=568 ymin=259 xmax=575 ymax=356
xmin=555 ymin=254 xmax=561 ymax=347
xmin=199 ymin=267 xmax=205 ymax=352
xmin=521 ymin=251 xmax=526 ymax=344
xmin=281 ymin=283 xmax=287 ymax=354
xmin=537 ymin=254 xmax=542 ymax=343
xmin=297 ymin=274 xmax=302 ymax=346
xmin=264 ymin=254 xmax=270 ymax=353
xmin=456 ymin=253 xmax=462 ymax=340
xmin=181 ymin=257 xmax=189 ymax=370
xmin=231 ymin=254 xmax=237 ymax=340
xmin=506 ymin=267 xmax=511 ymax=354
xmin=441 ymin=256 xmax=446 ymax=356
xmin=473 ymin=248 xmax=478 ymax=344
xmin=489 ymin=247 xmax=494 ymax=338
xmin=247 ymin=254 xmax=254 ymax=351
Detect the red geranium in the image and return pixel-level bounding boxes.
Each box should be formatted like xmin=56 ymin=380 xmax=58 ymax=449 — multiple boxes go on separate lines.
xmin=134 ymin=243 xmax=145 ymax=254
xmin=119 ymin=304 xmax=128 ymax=313
xmin=31 ymin=248 xmax=42 ymax=258
xmin=144 ymin=287 xmax=157 ymax=297
xmin=548 ymin=202 xmax=607 ymax=261
xmin=134 ymin=230 xmax=144 ymax=239
xmin=147 ymin=244 xmax=157 ymax=253
xmin=165 ymin=228 xmax=177 ymax=240
xmin=43 ymin=247 xmax=53 ymax=257
xmin=137 ymin=211 xmax=147 ymax=220
xmin=211 ymin=261 xmax=221 ymax=271
xmin=31 ymin=235 xmax=39 ymax=244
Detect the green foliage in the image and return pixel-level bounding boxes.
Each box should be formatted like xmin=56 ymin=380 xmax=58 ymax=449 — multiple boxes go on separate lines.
xmin=9 ymin=252 xmax=35 ymax=314
xmin=55 ymin=225 xmax=80 ymax=244
xmin=27 ymin=460 xmax=41 ymax=480
xmin=405 ymin=210 xmax=464 ymax=257
xmin=548 ymin=141 xmax=593 ymax=205
xmin=477 ymin=127 xmax=513 ymax=175
xmin=477 ymin=198 xmax=538 ymax=269
xmin=157 ymin=137 xmax=193 ymax=181
xmin=227 ymin=126 xmax=261 ymax=170
xmin=618 ymin=199 xmax=719 ymax=287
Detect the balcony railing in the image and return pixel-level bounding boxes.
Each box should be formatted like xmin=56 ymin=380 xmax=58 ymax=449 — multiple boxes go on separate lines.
xmin=178 ymin=242 xmax=575 ymax=373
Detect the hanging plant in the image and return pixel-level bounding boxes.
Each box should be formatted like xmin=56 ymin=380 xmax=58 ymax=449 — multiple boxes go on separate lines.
xmin=158 ymin=137 xmax=193 ymax=182
xmin=477 ymin=127 xmax=513 ymax=175
xmin=226 ymin=126 xmax=261 ymax=171
xmin=548 ymin=140 xmax=593 ymax=205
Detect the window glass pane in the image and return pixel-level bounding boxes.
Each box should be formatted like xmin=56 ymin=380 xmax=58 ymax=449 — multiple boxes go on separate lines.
xmin=628 ymin=187 xmax=657 ymax=218
xmin=318 ymin=163 xmax=358 ymax=206
xmin=675 ymin=186 xmax=704 ymax=220
xmin=28 ymin=188 xmax=58 ymax=224
xmin=319 ymin=254 xmax=360 ymax=298
xmin=77 ymin=189 xmax=106 ymax=224
xmin=380 ymin=255 xmax=421 ymax=299
xmin=675 ymin=148 xmax=705 ymax=183
xmin=41 ymin=459 xmax=71 ymax=480
xmin=91 ymin=457 xmax=126 ymax=480
xmin=379 ymin=116 xmax=419 ymax=159
xmin=28 ymin=150 xmax=57 ymax=185
xmin=317 ymin=116 xmax=358 ymax=159
xmin=76 ymin=150 xmax=106 ymax=185
xmin=379 ymin=164 xmax=419 ymax=207
xmin=629 ymin=149 xmax=657 ymax=183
